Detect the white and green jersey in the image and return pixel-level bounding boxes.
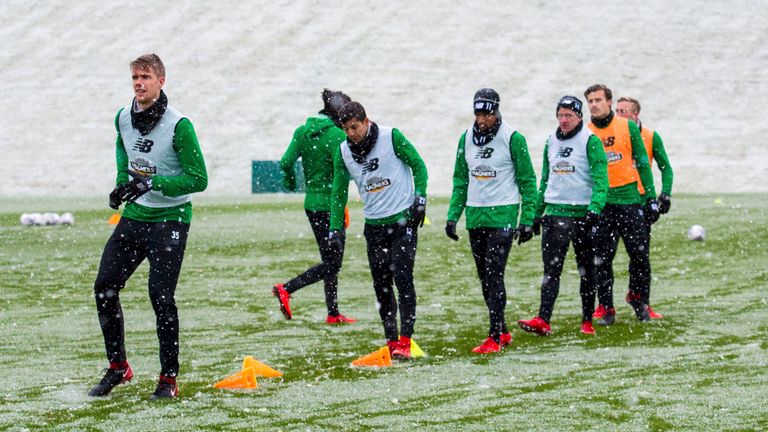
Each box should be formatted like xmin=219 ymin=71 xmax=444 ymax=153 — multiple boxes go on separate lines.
xmin=118 ymin=104 xmax=190 ymax=208
xmin=464 ymin=121 xmax=520 ymax=207
xmin=339 ymin=126 xmax=414 ymax=219
xmin=544 ymin=125 xmax=594 ymax=206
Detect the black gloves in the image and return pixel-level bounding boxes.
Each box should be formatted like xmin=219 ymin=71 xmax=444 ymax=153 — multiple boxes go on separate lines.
xmin=583 ymin=211 xmax=600 ymax=230
xmin=644 ymin=199 xmax=660 ymax=225
xmin=445 ymin=220 xmax=459 ymax=241
xmin=123 ymin=171 xmax=153 ymax=203
xmin=409 ymin=196 xmax=427 ymax=228
xmin=108 ymin=171 xmax=153 ymax=210
xmin=658 ymin=193 xmax=671 ymax=214
xmin=282 ymin=174 xmax=296 ymax=192
xmin=581 ymin=211 xmax=601 ymax=239
xmin=328 ymin=230 xmax=344 ymax=251
xmin=532 ymin=218 xmax=542 ymax=236
xmin=108 ymin=184 xmax=130 ymax=210
xmin=515 ymin=224 xmax=533 ymax=245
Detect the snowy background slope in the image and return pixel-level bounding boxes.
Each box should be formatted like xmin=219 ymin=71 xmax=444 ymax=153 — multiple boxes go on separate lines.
xmin=1 ymin=0 xmax=766 ymax=197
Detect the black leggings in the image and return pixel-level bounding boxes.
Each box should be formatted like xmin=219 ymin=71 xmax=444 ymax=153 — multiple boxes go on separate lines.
xmin=593 ymin=203 xmax=651 ymax=309
xmin=644 ymin=220 xmax=653 ymax=304
xmin=284 ymin=210 xmax=344 ymax=315
xmin=93 ymin=218 xmax=189 ymax=377
xmin=538 ymin=215 xmax=596 ymax=322
xmin=469 ymin=227 xmax=513 ymax=339
xmin=363 ymin=222 xmax=418 ymax=342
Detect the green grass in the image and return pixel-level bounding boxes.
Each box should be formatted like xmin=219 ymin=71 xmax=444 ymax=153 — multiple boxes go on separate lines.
xmin=1 ymin=194 xmax=767 ymax=431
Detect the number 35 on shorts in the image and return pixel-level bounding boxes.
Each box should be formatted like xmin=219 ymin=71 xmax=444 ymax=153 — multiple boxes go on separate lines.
xmin=168 ymin=230 xmax=181 ymax=246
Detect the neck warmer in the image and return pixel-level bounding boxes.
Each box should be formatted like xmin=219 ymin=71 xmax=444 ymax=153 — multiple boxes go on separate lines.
xmin=348 ymin=122 xmax=379 ymax=164
xmin=472 ymin=117 xmax=501 ymax=146
xmin=556 ymin=121 xmax=584 ymax=140
xmin=591 ymin=110 xmax=614 ymax=129
xmin=131 ymin=90 xmax=168 ymax=136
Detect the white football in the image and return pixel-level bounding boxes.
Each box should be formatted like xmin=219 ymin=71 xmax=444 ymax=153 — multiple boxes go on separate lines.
xmin=60 ymin=212 xmax=75 ymax=225
xmin=687 ymin=224 xmax=706 ymax=241
xmin=20 ymin=213 xmax=33 ymax=226
xmin=30 ymin=213 xmax=45 ymax=226
xmin=43 ymin=212 xmax=61 ymax=225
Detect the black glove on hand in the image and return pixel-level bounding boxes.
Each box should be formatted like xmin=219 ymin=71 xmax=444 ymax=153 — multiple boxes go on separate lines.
xmin=532 ymin=218 xmax=542 ymax=236
xmin=108 ymin=184 xmax=130 ymax=210
xmin=516 ymin=224 xmax=533 ymax=245
xmin=282 ymin=175 xmax=296 ymax=192
xmin=583 ymin=211 xmax=600 ymax=230
xmin=409 ymin=196 xmax=427 ymax=228
xmin=644 ymin=199 xmax=661 ymax=225
xmin=580 ymin=211 xmax=601 ymax=239
xmin=328 ymin=230 xmax=344 ymax=251
xmin=658 ymin=193 xmax=671 ymax=214
xmin=122 ymin=171 xmax=153 ymax=203
xmin=445 ymin=220 xmax=459 ymax=241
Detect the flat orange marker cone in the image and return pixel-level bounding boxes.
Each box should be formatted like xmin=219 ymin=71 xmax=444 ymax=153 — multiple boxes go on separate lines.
xmin=351 ymin=346 xmax=392 ymax=367
xmin=107 ymin=214 xmax=121 ymax=225
xmin=242 ymin=356 xmax=283 ymax=378
xmin=344 ymin=206 xmax=351 ymax=229
xmin=214 ymin=367 xmax=258 ymax=390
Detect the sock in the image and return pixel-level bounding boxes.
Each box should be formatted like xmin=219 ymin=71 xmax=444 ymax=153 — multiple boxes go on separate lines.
xmin=159 ymin=375 xmax=177 ymax=384
xmin=109 ymin=361 xmax=129 ymax=370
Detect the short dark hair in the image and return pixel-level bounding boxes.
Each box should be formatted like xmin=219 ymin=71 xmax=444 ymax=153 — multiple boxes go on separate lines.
xmin=320 ymin=89 xmax=352 ymax=126
xmin=584 ymin=84 xmax=612 ymax=101
xmin=617 ymin=96 xmax=641 ymax=114
xmin=338 ymin=101 xmax=367 ymax=124
xmin=130 ymin=53 xmax=165 ymax=77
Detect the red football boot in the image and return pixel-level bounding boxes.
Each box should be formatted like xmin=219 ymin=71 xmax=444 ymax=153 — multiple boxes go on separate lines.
xmin=391 ymin=336 xmax=412 ymax=360
xmin=647 ymin=306 xmax=663 ymax=320
xmin=517 ymin=316 xmax=552 ymax=336
xmin=625 ymin=291 xmax=650 ymax=322
xmin=272 ymin=284 xmax=292 ymax=320
xmin=326 ymin=313 xmax=357 ymax=324
xmin=88 ymin=362 xmax=134 ymax=397
xmin=580 ymin=321 xmax=595 ymax=335
xmin=593 ymin=304 xmax=607 ymax=320
xmin=597 ymin=307 xmax=616 ymax=325
xmin=150 ymin=375 xmax=178 ymax=400
xmin=499 ymin=332 xmax=512 ymax=346
xmin=386 ymin=340 xmax=399 ymax=357
xmin=472 ymin=337 xmax=501 ymax=354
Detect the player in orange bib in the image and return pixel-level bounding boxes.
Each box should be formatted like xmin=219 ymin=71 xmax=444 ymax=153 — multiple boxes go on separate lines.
xmin=616 ymin=97 xmax=674 ymax=319
xmin=584 ymin=84 xmax=659 ymax=325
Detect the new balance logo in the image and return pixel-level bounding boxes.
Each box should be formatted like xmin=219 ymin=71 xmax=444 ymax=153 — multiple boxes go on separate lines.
xmin=475 ymin=148 xmax=494 ymax=159
xmin=556 ymin=147 xmax=573 ymax=158
xmin=133 ymin=137 xmax=154 ymax=153
xmin=602 ymin=136 xmax=615 ymax=147
xmin=362 ymin=158 xmax=379 ymax=174
xmin=606 ymin=151 xmax=623 ymax=163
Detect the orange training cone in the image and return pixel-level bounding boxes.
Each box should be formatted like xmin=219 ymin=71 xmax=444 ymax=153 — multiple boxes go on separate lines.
xmin=351 ymin=346 xmax=392 ymax=367
xmin=344 ymin=206 xmax=351 ymax=229
xmin=107 ymin=214 xmax=121 ymax=225
xmin=242 ymin=356 xmax=283 ymax=378
xmin=214 ymin=367 xmax=258 ymax=390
